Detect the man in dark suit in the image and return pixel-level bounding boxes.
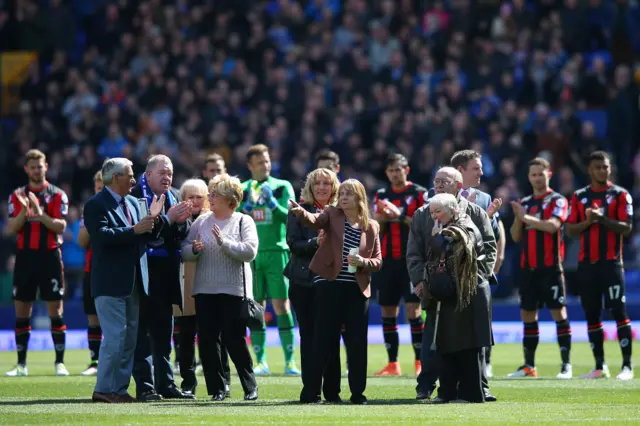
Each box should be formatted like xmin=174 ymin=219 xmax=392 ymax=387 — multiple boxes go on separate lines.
xmin=131 ymin=155 xmax=194 ymax=401
xmin=83 ymin=158 xmax=165 ymax=403
xmin=414 ymin=167 xmax=497 ymax=402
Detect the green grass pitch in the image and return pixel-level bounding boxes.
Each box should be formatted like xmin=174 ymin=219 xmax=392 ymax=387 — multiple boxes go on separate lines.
xmin=0 ymin=342 xmax=638 ymax=425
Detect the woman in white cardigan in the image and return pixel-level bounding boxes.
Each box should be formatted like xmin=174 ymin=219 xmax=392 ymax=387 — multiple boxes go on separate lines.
xmin=182 ymin=174 xmax=259 ymax=402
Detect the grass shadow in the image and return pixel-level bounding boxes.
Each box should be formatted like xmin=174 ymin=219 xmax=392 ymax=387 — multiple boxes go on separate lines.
xmin=0 ymin=398 xmax=95 ymax=405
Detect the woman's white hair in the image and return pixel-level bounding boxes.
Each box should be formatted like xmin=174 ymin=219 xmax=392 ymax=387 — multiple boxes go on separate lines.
xmin=429 ymin=193 xmax=459 ymax=215
xmin=102 ymin=158 xmax=133 ymax=185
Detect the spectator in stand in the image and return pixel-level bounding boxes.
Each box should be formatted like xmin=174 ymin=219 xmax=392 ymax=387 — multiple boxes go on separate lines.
xmin=0 ymin=0 xmax=638 ymax=303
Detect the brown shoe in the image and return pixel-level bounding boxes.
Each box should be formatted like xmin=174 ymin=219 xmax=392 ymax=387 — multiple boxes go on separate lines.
xmin=92 ymin=392 xmax=117 ymax=403
xmin=116 ymin=393 xmax=137 ymax=403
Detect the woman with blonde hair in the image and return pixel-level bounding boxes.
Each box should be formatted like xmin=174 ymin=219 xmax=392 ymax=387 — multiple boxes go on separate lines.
xmin=173 ymin=178 xmax=221 ymax=397
xmin=182 ymin=174 xmax=259 ymax=401
xmin=285 ymin=168 xmax=342 ymax=403
xmin=290 ymin=179 xmax=382 ymax=405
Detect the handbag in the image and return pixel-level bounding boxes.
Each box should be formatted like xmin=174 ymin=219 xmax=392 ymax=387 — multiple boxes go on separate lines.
xmin=238 ymin=216 xmax=266 ymax=331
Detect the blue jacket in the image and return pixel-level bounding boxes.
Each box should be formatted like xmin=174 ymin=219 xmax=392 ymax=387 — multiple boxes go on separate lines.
xmin=83 ymin=188 xmax=161 ymax=298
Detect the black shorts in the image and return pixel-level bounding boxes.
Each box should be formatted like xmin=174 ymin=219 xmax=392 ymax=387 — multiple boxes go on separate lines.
xmin=83 ymin=270 xmax=97 ymax=315
xmin=13 ymin=249 xmax=65 ymax=302
xmin=518 ymin=266 xmax=566 ymax=311
xmin=577 ymin=261 xmax=626 ymax=313
xmin=375 ymin=258 xmax=420 ymax=306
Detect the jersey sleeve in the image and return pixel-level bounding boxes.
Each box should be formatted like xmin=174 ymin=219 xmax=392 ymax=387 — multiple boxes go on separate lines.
xmin=551 ymin=195 xmax=569 ymax=223
xmin=416 ymin=188 xmax=427 ymax=208
xmin=51 ymin=190 xmax=69 ymax=220
xmin=617 ymin=190 xmax=633 ymax=223
xmin=567 ymin=192 xmax=579 ymax=224
xmin=372 ymin=190 xmax=381 ymax=213
xmin=8 ymin=193 xmax=21 ymax=218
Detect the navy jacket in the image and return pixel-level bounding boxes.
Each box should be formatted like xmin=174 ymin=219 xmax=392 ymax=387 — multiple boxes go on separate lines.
xmin=83 ymin=188 xmax=162 ymax=298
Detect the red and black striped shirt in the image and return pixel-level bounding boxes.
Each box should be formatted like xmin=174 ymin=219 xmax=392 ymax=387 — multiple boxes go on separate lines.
xmin=8 ymin=182 xmax=69 ymax=251
xmin=373 ymin=182 xmax=427 ymax=259
xmin=567 ymin=183 xmax=633 ymax=264
xmin=518 ymin=190 xmax=568 ymax=269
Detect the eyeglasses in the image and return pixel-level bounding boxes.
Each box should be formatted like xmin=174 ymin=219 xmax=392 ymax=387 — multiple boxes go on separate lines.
xmin=433 ymin=179 xmax=454 ymax=186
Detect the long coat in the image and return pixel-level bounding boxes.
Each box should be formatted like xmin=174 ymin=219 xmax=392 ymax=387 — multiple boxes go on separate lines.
xmin=406 ymin=196 xmax=496 ymax=354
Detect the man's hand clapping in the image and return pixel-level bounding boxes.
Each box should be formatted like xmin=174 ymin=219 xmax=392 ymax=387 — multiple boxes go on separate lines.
xmin=149 ymin=194 xmax=166 ymax=218
xmin=487 ymin=198 xmax=502 ymax=219
xmin=168 ymin=201 xmax=193 ymax=223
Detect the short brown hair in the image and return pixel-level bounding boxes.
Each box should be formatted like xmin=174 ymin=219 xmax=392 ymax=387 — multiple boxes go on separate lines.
xmin=529 ymin=157 xmax=551 ymax=170
xmin=246 ymin=144 xmax=269 ymax=162
xmin=205 ymin=153 xmax=224 ymax=166
xmin=588 ymin=150 xmax=610 ymax=165
xmin=315 ymin=150 xmax=340 ymax=169
xmin=93 ymin=171 xmax=103 ymax=181
xmin=450 ymin=150 xmax=481 ymax=169
xmin=25 ymin=149 xmax=46 ymax=164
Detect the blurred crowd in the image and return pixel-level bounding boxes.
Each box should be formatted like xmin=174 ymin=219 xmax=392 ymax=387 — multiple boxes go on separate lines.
xmin=2 ymin=0 xmax=640 ymax=298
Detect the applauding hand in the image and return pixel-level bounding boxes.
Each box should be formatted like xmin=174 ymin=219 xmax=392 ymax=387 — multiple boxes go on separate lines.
xmin=212 ymin=224 xmax=223 ymax=246
xmin=27 ymin=193 xmax=43 ymax=217
xmin=487 ymin=198 xmax=502 ymax=219
xmin=192 ymin=234 xmax=204 ymax=254
xmin=149 ymin=194 xmax=166 ymax=218
xmin=168 ymin=201 xmax=192 ymax=223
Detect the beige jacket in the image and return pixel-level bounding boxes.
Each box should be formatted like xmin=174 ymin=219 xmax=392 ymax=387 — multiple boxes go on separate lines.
xmin=173 ymin=259 xmax=196 ymax=317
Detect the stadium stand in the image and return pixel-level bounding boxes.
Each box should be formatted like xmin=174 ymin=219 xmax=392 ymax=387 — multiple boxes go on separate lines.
xmin=1 ymin=0 xmax=640 ymax=325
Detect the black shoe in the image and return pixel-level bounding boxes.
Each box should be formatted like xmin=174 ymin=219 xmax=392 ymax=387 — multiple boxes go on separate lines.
xmin=484 ymin=393 xmax=497 ymax=402
xmin=182 ymin=386 xmax=196 ymax=398
xmin=427 ymin=396 xmax=448 ymax=404
xmin=244 ymin=390 xmax=258 ymax=401
xmin=211 ymin=392 xmax=226 ymax=401
xmin=325 ymin=396 xmax=343 ymax=404
xmin=162 ymin=386 xmax=195 ymax=400
xmin=224 ymin=384 xmax=231 ymax=398
xmin=137 ymin=390 xmax=163 ymax=402
xmin=350 ymin=395 xmax=367 ymax=405
xmin=416 ymin=390 xmax=431 ymax=400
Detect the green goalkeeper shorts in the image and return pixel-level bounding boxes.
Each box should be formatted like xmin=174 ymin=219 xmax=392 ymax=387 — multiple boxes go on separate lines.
xmin=252 ymin=250 xmax=290 ymax=301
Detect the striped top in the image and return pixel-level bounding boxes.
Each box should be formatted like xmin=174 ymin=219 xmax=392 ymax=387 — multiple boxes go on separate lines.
xmin=314 ymin=219 xmax=362 ymax=284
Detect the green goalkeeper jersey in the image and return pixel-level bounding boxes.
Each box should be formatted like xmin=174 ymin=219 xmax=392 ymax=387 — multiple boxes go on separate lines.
xmin=239 ymin=176 xmax=295 ymax=252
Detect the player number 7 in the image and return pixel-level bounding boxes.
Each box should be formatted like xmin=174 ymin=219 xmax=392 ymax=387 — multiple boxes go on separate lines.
xmin=551 ymin=285 xmax=559 ymax=300
xmin=608 ymin=285 xmax=621 ymax=300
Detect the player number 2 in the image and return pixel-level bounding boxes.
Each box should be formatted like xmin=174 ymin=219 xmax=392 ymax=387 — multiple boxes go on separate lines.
xmin=608 ymin=285 xmax=621 ymax=300
xmin=551 ymin=285 xmax=559 ymax=300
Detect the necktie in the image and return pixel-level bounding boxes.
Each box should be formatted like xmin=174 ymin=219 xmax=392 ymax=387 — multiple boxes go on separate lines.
xmin=121 ymin=199 xmax=132 ymax=225
xmin=461 ymin=189 xmax=470 ymax=199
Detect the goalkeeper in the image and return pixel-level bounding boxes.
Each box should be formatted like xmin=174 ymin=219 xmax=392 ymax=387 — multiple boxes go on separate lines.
xmin=239 ymin=144 xmax=300 ymax=376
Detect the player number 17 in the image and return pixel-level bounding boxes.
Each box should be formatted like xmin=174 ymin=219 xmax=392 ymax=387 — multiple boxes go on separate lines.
xmin=608 ymin=285 xmax=621 ymax=300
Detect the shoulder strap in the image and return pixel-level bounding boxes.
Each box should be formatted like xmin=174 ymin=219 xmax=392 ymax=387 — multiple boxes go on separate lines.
xmin=239 ymin=215 xmax=247 ymax=300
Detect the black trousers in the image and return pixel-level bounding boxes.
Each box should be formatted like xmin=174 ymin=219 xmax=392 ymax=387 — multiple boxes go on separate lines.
xmin=438 ymin=348 xmax=484 ymax=403
xmin=289 ymin=284 xmax=341 ymax=400
xmin=176 ymin=315 xmax=230 ymax=391
xmin=133 ymin=291 xmax=175 ymax=395
xmin=306 ymin=281 xmax=369 ymax=400
xmin=417 ymin=311 xmax=490 ymax=396
xmin=195 ymin=294 xmax=256 ymax=395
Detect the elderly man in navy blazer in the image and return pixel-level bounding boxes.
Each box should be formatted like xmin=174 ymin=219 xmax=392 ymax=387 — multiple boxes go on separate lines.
xmin=83 ymin=158 xmax=165 ymax=403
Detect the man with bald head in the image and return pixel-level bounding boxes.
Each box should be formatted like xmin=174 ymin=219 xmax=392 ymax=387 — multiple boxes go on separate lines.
xmin=411 ymin=167 xmax=497 ymax=402
xmin=130 ymin=155 xmax=195 ymax=401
